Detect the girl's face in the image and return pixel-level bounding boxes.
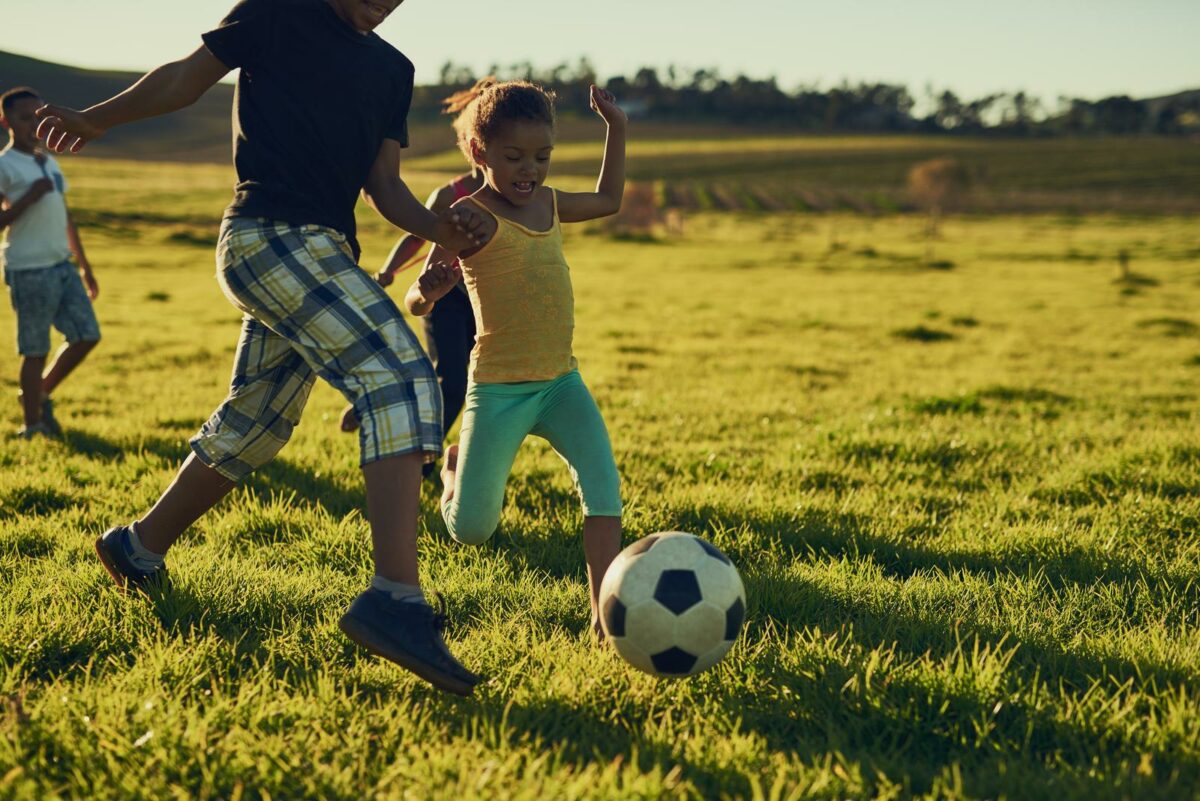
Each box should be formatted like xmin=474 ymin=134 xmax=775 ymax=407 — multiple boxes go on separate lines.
xmin=474 ymin=120 xmax=554 ymax=208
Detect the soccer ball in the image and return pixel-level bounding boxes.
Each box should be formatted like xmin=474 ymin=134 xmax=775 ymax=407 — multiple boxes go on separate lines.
xmin=599 ymin=532 xmax=745 ymax=677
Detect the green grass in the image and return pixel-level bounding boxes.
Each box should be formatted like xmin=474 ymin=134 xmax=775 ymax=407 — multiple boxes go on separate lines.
xmin=2 ymin=159 xmax=1200 ymax=799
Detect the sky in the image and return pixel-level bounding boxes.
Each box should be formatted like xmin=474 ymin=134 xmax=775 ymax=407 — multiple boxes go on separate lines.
xmin=1 ymin=0 xmax=1197 ymax=106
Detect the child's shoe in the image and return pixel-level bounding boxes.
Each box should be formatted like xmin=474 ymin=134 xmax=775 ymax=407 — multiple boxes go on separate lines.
xmin=339 ymin=589 xmax=480 ymax=696
xmin=40 ymin=397 xmax=62 ymax=437
xmin=16 ymin=392 xmax=61 ymax=438
xmin=14 ymin=421 xmax=54 ymax=440
xmin=94 ymin=526 xmax=170 ymax=593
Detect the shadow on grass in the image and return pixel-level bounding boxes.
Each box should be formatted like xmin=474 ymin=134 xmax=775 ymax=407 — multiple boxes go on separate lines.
xmin=400 ymin=656 xmax=1197 ymax=800
xmin=663 ymin=505 xmax=1200 ymax=687
xmin=725 ymin=650 xmax=1199 ymax=799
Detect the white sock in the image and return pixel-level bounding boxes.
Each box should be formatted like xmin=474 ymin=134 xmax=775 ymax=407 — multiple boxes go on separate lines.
xmin=126 ymin=523 xmax=165 ymax=570
xmin=371 ymin=575 xmax=426 ymax=604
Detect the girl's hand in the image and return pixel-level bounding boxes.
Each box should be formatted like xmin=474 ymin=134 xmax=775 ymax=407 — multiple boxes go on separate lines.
xmin=416 ymin=259 xmax=461 ymax=305
xmin=589 ymin=85 xmax=626 ymax=127
xmin=375 ymin=269 xmax=395 ymax=288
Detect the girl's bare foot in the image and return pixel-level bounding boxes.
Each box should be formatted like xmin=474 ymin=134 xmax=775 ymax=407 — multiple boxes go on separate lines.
xmin=339 ymin=404 xmax=360 ymax=433
xmin=440 ymin=444 xmax=459 ymax=508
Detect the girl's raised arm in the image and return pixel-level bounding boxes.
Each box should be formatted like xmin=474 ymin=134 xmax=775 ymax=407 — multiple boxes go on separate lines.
xmin=557 ymin=86 xmax=627 ymax=223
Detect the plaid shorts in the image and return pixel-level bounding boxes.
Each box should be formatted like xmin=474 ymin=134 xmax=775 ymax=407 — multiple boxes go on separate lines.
xmin=190 ymin=218 xmax=443 ymax=481
xmin=4 ymin=261 xmax=101 ymax=357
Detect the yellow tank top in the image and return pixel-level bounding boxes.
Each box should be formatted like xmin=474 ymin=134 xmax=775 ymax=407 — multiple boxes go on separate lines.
xmin=459 ymin=190 xmax=577 ymax=383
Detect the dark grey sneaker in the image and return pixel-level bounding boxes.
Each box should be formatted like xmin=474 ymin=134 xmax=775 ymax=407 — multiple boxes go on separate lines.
xmin=40 ymin=397 xmax=62 ymax=438
xmin=15 ymin=393 xmax=62 ymax=438
xmin=94 ymin=526 xmax=169 ymax=594
xmin=14 ymin=421 xmax=54 ymax=440
xmin=339 ymin=589 xmax=480 ymax=696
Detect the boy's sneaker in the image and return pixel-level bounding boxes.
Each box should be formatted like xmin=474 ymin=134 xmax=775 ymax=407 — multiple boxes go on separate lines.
xmin=94 ymin=526 xmax=169 ymax=594
xmin=339 ymin=589 xmax=481 ymax=696
xmin=40 ymin=397 xmax=62 ymax=437
xmin=15 ymin=393 xmax=62 ymax=438
xmin=14 ymin=421 xmax=55 ymax=440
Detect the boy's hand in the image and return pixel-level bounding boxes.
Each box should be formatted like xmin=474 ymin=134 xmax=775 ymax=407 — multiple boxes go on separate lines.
xmin=25 ymin=178 xmax=55 ymax=203
xmin=375 ymin=269 xmax=395 ymax=288
xmin=34 ymin=105 xmax=106 ymax=154
xmin=590 ymin=85 xmax=626 ymax=127
xmin=81 ymin=268 xmax=99 ymax=301
xmin=416 ymin=259 xmax=462 ymax=305
xmin=434 ymin=205 xmax=491 ymax=252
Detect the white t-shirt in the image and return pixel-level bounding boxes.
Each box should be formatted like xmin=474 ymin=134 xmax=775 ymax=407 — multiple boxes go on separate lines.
xmin=0 ymin=147 xmax=71 ymax=272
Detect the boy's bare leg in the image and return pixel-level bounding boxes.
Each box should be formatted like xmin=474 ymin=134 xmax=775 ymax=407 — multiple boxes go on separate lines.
xmin=363 ymin=452 xmax=425 ymax=585
xmin=583 ymin=515 xmax=622 ymax=640
xmin=134 ymin=451 xmax=425 ymax=572
xmin=19 ymin=356 xmax=47 ymax=426
xmin=41 ymin=339 xmax=98 ymax=396
xmin=135 ymin=453 xmax=238 ymax=554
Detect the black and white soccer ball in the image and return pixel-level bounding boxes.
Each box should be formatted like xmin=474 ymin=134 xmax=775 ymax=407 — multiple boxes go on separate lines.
xmin=600 ymin=531 xmax=745 ymax=677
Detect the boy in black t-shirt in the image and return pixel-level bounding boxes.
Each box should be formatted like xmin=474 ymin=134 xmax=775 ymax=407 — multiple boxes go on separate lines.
xmin=35 ymin=0 xmax=489 ymax=696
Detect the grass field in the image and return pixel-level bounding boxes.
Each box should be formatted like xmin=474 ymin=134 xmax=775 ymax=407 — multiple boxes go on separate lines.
xmin=2 ymin=157 xmax=1200 ymax=799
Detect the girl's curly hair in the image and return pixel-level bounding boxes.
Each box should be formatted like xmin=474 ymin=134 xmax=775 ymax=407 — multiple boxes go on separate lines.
xmin=443 ymin=77 xmax=557 ymax=163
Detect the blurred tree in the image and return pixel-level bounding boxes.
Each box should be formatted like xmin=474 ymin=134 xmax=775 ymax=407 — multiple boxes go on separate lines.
xmin=402 ymin=61 xmax=1192 ymax=137
xmin=1092 ymin=95 xmax=1147 ymax=134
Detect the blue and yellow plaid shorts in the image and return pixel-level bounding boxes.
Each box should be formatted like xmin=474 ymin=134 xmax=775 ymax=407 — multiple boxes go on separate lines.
xmin=190 ymin=218 xmax=443 ymax=481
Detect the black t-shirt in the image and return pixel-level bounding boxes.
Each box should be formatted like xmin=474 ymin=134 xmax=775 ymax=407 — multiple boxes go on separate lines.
xmin=202 ymin=0 xmax=414 ymax=259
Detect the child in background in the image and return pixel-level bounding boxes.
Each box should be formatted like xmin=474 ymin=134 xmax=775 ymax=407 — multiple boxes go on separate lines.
xmin=0 ymin=87 xmax=101 ymax=439
xmin=339 ymin=80 xmax=491 ymax=461
xmin=406 ymin=80 xmax=627 ymax=637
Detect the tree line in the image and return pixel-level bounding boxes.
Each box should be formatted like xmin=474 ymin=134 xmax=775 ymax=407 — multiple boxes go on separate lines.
xmin=412 ymin=60 xmax=1200 ymax=136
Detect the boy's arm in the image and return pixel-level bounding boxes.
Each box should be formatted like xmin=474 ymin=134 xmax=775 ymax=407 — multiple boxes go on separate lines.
xmin=0 ymin=180 xmax=55 ymax=230
xmin=35 ymin=45 xmax=230 ymax=154
xmin=404 ymin=245 xmax=462 ymax=317
xmin=66 ymin=208 xmax=99 ymax=300
xmin=376 ymin=186 xmax=454 ymax=287
xmin=363 ymin=141 xmax=491 ymax=252
xmin=556 ymin=86 xmax=627 ymax=223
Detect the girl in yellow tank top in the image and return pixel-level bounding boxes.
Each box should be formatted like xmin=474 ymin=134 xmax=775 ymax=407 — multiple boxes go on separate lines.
xmin=404 ymin=79 xmax=627 ymax=640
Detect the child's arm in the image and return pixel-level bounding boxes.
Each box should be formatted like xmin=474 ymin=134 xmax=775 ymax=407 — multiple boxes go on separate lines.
xmin=35 ymin=46 xmax=230 ymax=154
xmin=0 ymin=179 xmax=55 ymax=230
xmin=376 ymin=185 xmax=456 ymax=287
xmin=66 ymin=208 xmax=99 ymax=300
xmin=376 ymin=234 xmax=427 ymax=288
xmin=363 ymin=141 xmax=490 ymax=253
xmin=403 ymin=245 xmax=462 ymax=317
xmin=556 ymin=86 xmax=627 ymax=223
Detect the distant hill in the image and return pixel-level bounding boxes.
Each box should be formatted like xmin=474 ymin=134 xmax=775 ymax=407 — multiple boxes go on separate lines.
xmin=1 ymin=50 xmax=234 ymax=163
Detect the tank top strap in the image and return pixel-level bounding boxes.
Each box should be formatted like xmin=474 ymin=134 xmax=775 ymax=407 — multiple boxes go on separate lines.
xmin=460 ymin=194 xmax=500 ymax=226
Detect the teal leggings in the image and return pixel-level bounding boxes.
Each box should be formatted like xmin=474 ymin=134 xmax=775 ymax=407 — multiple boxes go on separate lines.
xmin=443 ymin=369 xmax=622 ymax=545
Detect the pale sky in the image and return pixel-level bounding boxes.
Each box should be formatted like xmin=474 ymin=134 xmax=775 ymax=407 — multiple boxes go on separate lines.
xmin=1 ymin=0 xmax=1197 ymax=106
